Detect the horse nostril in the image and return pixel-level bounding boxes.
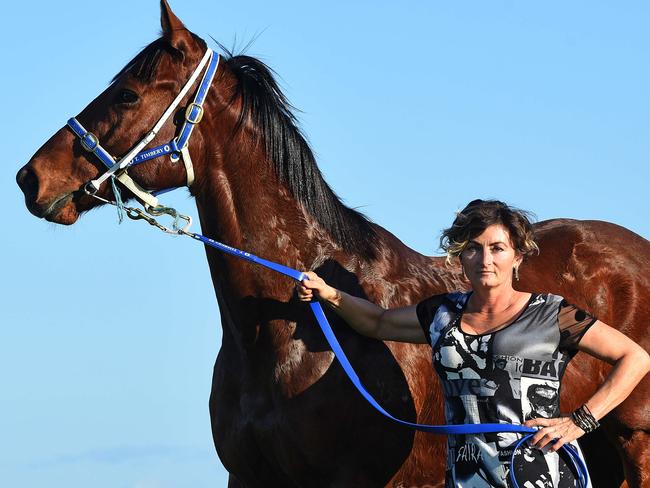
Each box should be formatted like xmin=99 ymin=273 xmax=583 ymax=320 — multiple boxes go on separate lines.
xmin=16 ymin=166 xmax=39 ymax=202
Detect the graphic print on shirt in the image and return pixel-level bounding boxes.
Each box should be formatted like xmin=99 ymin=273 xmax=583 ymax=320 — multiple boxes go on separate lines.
xmin=521 ymin=377 xmax=560 ymax=421
xmin=417 ymin=292 xmax=593 ymax=488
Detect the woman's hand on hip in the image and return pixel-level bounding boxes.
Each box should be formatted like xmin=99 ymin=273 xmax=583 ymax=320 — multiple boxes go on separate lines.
xmin=524 ymin=416 xmax=585 ymax=452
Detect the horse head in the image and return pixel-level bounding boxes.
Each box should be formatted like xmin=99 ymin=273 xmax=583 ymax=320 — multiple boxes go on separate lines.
xmin=16 ymin=0 xmax=232 ymax=225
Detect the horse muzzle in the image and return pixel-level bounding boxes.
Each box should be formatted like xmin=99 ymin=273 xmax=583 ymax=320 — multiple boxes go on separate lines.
xmin=17 ymin=164 xmax=78 ymax=224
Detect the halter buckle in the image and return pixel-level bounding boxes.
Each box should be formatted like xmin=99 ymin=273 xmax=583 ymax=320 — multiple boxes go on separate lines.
xmin=185 ymin=103 xmax=204 ymax=124
xmin=80 ymin=132 xmax=99 ymax=152
xmin=84 ymin=180 xmax=100 ymax=195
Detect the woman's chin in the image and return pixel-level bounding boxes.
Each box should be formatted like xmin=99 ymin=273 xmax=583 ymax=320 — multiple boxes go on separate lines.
xmin=472 ymin=276 xmax=503 ymax=288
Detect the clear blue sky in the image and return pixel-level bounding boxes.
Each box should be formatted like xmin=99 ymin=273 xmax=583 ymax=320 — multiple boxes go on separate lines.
xmin=2 ymin=1 xmax=648 ymax=487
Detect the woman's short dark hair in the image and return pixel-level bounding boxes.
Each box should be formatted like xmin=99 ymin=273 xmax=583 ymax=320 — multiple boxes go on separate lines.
xmin=440 ymin=199 xmax=539 ymax=265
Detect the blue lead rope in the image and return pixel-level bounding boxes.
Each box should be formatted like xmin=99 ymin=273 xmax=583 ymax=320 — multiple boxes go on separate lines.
xmin=190 ymin=232 xmax=589 ymax=487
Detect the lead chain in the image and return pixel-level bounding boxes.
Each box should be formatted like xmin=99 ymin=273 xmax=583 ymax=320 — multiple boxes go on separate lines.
xmin=83 ymin=187 xmax=192 ymax=235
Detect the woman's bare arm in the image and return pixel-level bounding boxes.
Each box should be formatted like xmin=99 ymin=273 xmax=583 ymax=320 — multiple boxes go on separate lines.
xmin=297 ymin=272 xmax=428 ymax=344
xmin=526 ymin=320 xmax=650 ymax=451
xmin=573 ymin=321 xmax=650 ymax=420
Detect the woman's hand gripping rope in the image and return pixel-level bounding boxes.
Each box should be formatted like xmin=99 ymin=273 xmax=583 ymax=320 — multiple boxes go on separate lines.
xmin=297 ymin=271 xmax=340 ymax=304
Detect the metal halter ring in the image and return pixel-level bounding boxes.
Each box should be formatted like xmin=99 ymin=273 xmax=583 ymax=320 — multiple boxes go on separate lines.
xmin=170 ymin=138 xmax=181 ymax=162
xmin=80 ymin=132 xmax=99 ymax=152
xmin=185 ymin=103 xmax=204 ymax=124
xmin=83 ymin=181 xmax=100 ymax=195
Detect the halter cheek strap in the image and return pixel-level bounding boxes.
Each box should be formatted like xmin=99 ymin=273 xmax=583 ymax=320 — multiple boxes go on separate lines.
xmin=67 ymin=48 xmax=220 ymax=207
xmin=67 ymin=118 xmax=160 ymax=207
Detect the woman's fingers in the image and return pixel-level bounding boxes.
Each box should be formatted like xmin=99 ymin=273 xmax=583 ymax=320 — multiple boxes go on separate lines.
xmin=525 ymin=416 xmax=585 ymax=452
xmin=525 ymin=417 xmax=553 ymax=445
xmin=297 ymin=281 xmax=313 ymax=300
xmin=549 ymin=436 xmax=568 ymax=453
xmin=297 ymin=272 xmax=338 ymax=303
xmin=534 ymin=427 xmax=573 ymax=452
xmin=296 ymin=272 xmax=322 ymax=301
xmin=524 ymin=417 xmax=555 ymax=429
xmin=297 ymin=286 xmax=312 ymax=300
xmin=526 ymin=417 xmax=561 ymax=447
xmin=534 ymin=428 xmax=561 ymax=450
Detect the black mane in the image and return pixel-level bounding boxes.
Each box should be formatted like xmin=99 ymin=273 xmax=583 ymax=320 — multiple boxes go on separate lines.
xmin=112 ymin=38 xmax=378 ymax=260
xmin=112 ymin=34 xmax=206 ymax=82
xmin=224 ymin=54 xmax=379 ymax=259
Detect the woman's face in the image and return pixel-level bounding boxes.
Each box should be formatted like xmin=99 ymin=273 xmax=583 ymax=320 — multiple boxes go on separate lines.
xmin=460 ymin=224 xmax=522 ymax=290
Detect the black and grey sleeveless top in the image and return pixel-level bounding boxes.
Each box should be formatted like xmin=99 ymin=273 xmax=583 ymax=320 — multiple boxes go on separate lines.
xmin=416 ymin=292 xmax=596 ymax=488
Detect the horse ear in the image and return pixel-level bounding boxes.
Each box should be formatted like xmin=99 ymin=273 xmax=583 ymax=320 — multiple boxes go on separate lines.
xmin=160 ymin=0 xmax=188 ymax=48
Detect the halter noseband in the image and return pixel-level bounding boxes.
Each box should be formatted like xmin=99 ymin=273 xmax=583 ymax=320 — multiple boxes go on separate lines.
xmin=67 ymin=48 xmax=220 ymax=209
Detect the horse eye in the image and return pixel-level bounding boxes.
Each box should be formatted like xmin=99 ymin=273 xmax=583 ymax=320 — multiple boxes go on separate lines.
xmin=116 ymin=89 xmax=139 ymax=104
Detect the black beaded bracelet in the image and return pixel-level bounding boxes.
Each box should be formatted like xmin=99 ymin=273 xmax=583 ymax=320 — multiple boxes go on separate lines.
xmin=571 ymin=411 xmax=589 ymax=432
xmin=576 ymin=406 xmax=597 ymax=431
xmin=571 ymin=405 xmax=600 ymax=433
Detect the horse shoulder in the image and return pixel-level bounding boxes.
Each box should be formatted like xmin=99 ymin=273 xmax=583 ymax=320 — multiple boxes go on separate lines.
xmin=522 ymin=218 xmax=649 ymax=343
xmin=355 ymin=225 xmax=465 ymax=308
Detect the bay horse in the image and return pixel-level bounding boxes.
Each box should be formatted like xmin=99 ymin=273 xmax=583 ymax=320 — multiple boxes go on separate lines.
xmin=16 ymin=1 xmax=649 ymax=486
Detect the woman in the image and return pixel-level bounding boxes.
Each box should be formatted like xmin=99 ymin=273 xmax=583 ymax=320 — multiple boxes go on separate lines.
xmin=297 ymin=199 xmax=650 ymax=488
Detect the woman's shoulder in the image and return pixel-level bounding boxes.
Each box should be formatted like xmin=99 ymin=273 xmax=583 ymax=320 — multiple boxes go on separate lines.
xmin=415 ymin=291 xmax=469 ymax=326
xmin=416 ymin=291 xmax=468 ymax=346
xmin=447 ymin=290 xmax=471 ymax=307
xmin=520 ymin=294 xmax=597 ymax=353
xmin=525 ymin=293 xmax=597 ymax=341
xmin=531 ymin=292 xmax=564 ymax=306
xmin=416 ymin=290 xmax=469 ymax=314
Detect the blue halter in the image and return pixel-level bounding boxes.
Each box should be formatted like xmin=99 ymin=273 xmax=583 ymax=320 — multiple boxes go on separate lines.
xmin=67 ymin=49 xmax=220 ymax=206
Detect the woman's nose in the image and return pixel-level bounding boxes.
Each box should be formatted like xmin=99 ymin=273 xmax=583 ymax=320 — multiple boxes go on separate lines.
xmin=481 ymin=248 xmax=493 ymax=265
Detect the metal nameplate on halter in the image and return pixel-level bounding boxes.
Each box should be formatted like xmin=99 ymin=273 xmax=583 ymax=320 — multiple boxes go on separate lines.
xmin=185 ymin=103 xmax=204 ymax=124
xmin=81 ymin=132 xmax=99 ymax=152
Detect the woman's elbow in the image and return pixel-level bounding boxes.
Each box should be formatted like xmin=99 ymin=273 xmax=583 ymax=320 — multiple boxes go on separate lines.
xmin=637 ymin=348 xmax=650 ymax=376
xmin=625 ymin=345 xmax=650 ymax=378
xmin=370 ymin=311 xmax=388 ymax=340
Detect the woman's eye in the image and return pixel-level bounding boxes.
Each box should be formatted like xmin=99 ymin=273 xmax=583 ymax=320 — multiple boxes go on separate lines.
xmin=116 ymin=89 xmax=139 ymax=104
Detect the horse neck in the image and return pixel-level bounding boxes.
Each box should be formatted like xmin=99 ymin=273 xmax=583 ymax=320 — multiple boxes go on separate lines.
xmin=191 ymin=63 xmax=371 ymax=288
xmin=188 ymin=66 xmax=462 ymax=363
xmin=191 ymin=97 xmax=343 ymax=357
xmin=194 ymin=139 xmax=316 ymax=283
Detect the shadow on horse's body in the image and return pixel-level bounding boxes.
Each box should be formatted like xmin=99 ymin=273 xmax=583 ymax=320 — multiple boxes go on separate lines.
xmin=16 ymin=2 xmax=649 ymax=486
